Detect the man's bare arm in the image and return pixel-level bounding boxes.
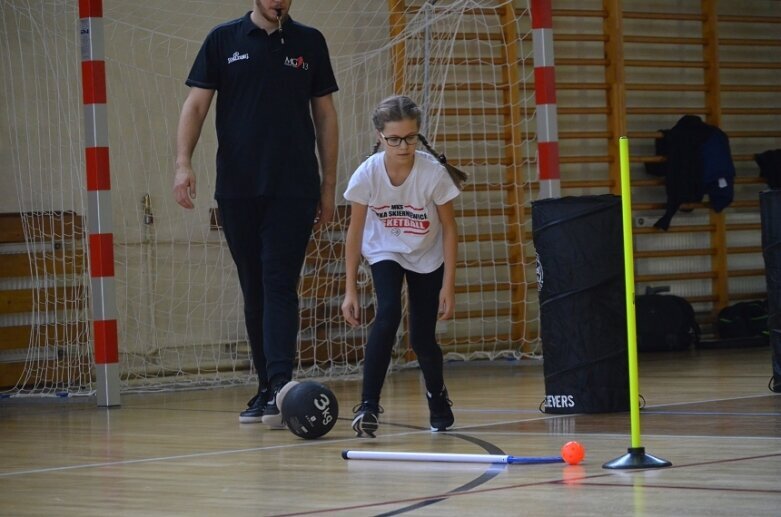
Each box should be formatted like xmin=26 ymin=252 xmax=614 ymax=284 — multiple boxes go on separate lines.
xmin=311 ymin=93 xmax=339 ymax=226
xmin=174 ymin=87 xmax=215 ymax=209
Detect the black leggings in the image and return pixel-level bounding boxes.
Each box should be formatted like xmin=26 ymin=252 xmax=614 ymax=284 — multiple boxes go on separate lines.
xmin=361 ymin=260 xmax=446 ymax=403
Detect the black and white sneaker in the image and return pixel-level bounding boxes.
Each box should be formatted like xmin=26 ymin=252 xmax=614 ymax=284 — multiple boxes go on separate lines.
xmin=239 ymin=389 xmax=270 ymax=423
xmin=427 ymin=388 xmax=454 ymax=432
xmin=770 ymin=376 xmax=780 ymax=393
xmin=261 ymin=383 xmax=289 ymax=430
xmin=351 ymin=401 xmax=382 ymax=438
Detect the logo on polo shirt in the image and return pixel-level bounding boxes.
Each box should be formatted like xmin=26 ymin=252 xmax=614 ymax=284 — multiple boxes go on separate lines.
xmin=284 ymin=55 xmax=309 ymax=70
xmin=227 ymin=51 xmax=249 ymax=64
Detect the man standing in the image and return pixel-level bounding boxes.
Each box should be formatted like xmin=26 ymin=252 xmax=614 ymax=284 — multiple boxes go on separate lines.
xmin=174 ymin=0 xmax=339 ymax=427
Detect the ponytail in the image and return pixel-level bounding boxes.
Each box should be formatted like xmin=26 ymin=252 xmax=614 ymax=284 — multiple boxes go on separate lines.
xmin=418 ymin=134 xmax=468 ymax=190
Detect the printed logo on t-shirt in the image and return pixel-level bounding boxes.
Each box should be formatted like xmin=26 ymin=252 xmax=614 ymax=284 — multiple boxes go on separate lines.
xmin=227 ymin=51 xmax=249 ymax=64
xmin=284 ymin=56 xmax=309 ymax=70
xmin=370 ymin=204 xmax=430 ymax=236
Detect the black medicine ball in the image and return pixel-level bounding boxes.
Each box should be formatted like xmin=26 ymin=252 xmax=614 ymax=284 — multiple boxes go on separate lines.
xmin=281 ymin=381 xmax=339 ymax=439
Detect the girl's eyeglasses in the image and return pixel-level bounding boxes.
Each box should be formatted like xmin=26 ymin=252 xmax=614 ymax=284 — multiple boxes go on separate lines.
xmin=380 ymin=133 xmax=419 ymax=147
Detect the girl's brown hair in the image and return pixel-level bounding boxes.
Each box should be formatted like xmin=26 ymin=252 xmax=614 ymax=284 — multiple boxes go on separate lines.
xmin=370 ymin=95 xmax=468 ymax=189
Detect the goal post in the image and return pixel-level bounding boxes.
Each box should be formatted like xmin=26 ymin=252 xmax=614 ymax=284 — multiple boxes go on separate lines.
xmin=79 ymin=0 xmax=121 ymax=406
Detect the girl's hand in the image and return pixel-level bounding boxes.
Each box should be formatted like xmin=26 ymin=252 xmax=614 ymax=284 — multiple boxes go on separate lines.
xmin=438 ymin=287 xmax=455 ymax=320
xmin=342 ymin=293 xmax=361 ymax=327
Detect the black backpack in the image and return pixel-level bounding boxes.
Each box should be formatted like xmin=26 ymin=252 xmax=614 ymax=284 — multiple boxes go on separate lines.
xmin=717 ymin=300 xmax=769 ymax=340
xmin=636 ymin=287 xmax=700 ymax=352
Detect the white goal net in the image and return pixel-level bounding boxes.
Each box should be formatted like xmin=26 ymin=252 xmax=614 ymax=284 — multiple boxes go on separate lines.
xmin=0 ymin=0 xmax=540 ymax=396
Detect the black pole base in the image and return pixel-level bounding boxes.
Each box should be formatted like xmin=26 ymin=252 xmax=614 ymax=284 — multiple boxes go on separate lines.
xmin=602 ymin=447 xmax=672 ymax=470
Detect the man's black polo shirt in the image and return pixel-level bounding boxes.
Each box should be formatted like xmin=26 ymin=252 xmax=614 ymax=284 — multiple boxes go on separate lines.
xmin=186 ymin=12 xmax=338 ymax=200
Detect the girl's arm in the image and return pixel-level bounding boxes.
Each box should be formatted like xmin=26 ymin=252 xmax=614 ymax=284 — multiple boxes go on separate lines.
xmin=436 ymin=200 xmax=457 ymax=320
xmin=342 ymin=202 xmax=368 ymax=327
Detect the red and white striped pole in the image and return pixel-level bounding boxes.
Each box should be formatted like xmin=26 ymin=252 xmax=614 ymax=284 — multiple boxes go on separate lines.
xmin=79 ymin=0 xmax=120 ymax=406
xmin=531 ymin=0 xmax=560 ymax=199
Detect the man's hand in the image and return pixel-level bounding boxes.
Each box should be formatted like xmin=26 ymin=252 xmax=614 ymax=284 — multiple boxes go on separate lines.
xmin=173 ymin=165 xmax=197 ymax=209
xmin=314 ymin=182 xmax=336 ymax=230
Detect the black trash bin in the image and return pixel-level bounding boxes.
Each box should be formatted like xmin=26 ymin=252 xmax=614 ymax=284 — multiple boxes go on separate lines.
xmin=760 ymin=190 xmax=781 ymax=392
xmin=532 ymin=195 xmax=630 ymax=413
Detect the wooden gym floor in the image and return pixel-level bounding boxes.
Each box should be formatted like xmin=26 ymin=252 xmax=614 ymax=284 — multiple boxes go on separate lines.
xmin=1 ymin=346 xmax=779 ymax=516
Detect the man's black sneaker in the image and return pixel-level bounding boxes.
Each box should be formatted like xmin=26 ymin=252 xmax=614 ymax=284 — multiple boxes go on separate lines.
xmin=239 ymin=389 xmax=270 ymax=423
xmin=261 ymin=382 xmax=289 ymax=429
xmin=351 ymin=401 xmax=382 ymax=438
xmin=427 ymin=388 xmax=454 ymax=432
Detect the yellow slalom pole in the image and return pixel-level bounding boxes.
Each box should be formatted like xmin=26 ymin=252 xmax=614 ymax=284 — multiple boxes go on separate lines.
xmin=618 ymin=136 xmax=642 ymax=448
xmin=603 ymin=137 xmax=671 ymax=469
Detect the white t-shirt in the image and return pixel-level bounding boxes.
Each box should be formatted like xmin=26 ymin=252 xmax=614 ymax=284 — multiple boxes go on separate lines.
xmin=343 ymin=150 xmax=460 ymax=273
